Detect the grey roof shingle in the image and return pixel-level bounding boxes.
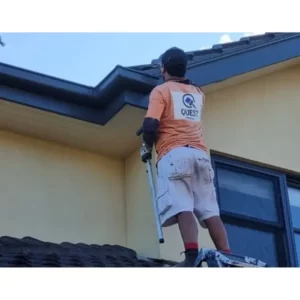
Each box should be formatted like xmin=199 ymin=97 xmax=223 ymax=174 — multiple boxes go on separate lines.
xmin=128 ymin=33 xmax=300 ymax=76
xmin=0 ymin=236 xmax=173 ymax=267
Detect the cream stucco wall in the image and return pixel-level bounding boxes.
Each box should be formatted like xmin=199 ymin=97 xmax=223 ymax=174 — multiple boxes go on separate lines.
xmin=125 ymin=148 xmax=160 ymax=258
xmin=125 ymin=63 xmax=300 ymax=261
xmin=204 ymin=64 xmax=300 ymax=173
xmin=0 ymin=130 xmax=126 ymax=245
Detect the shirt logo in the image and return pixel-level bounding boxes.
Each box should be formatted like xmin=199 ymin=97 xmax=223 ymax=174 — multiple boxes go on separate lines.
xmin=182 ymin=94 xmax=197 ymax=109
xmin=171 ymin=91 xmax=202 ymax=122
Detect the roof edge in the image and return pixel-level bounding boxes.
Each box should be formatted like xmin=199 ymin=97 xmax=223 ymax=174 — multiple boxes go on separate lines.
xmin=0 ymin=62 xmax=93 ymax=93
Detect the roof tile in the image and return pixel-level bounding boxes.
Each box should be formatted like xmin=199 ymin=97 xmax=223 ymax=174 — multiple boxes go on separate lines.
xmin=129 ymin=32 xmax=299 ymax=76
xmin=0 ymin=236 xmax=170 ymax=267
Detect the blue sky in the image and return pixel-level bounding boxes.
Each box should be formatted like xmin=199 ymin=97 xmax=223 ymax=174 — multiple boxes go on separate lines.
xmin=0 ymin=32 xmax=260 ymax=86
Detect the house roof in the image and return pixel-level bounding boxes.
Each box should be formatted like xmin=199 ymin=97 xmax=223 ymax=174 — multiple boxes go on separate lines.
xmin=130 ymin=32 xmax=299 ymax=76
xmin=0 ymin=236 xmax=174 ymax=267
xmin=1 ymin=32 xmax=300 ymax=125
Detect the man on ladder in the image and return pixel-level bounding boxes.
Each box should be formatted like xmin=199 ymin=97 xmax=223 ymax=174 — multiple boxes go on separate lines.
xmin=140 ymin=47 xmax=230 ymax=267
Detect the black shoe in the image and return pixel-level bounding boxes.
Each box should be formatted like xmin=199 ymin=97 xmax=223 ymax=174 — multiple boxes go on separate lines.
xmin=173 ymin=249 xmax=198 ymax=267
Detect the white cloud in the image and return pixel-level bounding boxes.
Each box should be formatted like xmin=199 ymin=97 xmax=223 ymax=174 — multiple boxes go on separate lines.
xmin=219 ymin=34 xmax=232 ymax=44
xmin=202 ymin=32 xmax=266 ymax=51
xmin=243 ymin=32 xmax=265 ymax=37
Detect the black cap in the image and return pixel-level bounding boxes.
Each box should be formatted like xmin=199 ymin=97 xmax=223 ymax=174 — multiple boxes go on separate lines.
xmin=160 ymin=47 xmax=188 ymax=67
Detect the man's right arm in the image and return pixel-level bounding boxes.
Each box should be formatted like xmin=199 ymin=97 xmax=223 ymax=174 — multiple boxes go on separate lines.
xmin=140 ymin=87 xmax=165 ymax=163
xmin=142 ymin=87 xmax=165 ymax=148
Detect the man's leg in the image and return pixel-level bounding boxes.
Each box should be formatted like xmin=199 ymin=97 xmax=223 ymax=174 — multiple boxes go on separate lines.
xmin=157 ymin=147 xmax=198 ymax=267
xmin=165 ymin=180 xmax=199 ymax=267
xmin=193 ymin=153 xmax=231 ymax=253
xmin=178 ymin=211 xmax=198 ymax=244
xmin=195 ymin=190 xmax=230 ymax=253
xmin=204 ymin=216 xmax=230 ymax=252
xmin=176 ymin=211 xmax=199 ymax=266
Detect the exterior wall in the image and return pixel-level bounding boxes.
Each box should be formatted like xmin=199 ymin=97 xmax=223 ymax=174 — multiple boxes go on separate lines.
xmin=125 ymin=64 xmax=300 ymax=261
xmin=0 ymin=130 xmax=126 ymax=245
xmin=125 ymin=148 xmax=160 ymax=258
xmin=204 ymin=64 xmax=300 ymax=173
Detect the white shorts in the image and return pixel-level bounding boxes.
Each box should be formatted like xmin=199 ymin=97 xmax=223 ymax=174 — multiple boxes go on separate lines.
xmin=156 ymin=146 xmax=220 ymax=228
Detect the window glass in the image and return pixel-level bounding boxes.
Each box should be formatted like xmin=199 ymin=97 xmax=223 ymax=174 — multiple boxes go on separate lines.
xmin=225 ymin=223 xmax=278 ymax=267
xmin=287 ymin=187 xmax=300 ymax=229
xmin=217 ymin=168 xmax=278 ymax=222
xmin=294 ymin=233 xmax=300 ymax=266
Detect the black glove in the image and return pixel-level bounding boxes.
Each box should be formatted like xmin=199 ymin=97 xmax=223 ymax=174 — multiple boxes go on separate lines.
xmin=140 ymin=142 xmax=152 ymax=163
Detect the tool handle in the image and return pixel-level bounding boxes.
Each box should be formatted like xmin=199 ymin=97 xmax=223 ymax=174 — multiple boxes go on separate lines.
xmin=136 ymin=126 xmax=143 ymax=136
xmin=137 ymin=126 xmax=164 ymax=243
xmin=146 ymin=160 xmax=164 ymax=244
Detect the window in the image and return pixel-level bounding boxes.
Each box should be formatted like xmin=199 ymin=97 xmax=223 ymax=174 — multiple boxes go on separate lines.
xmin=224 ymin=222 xmax=279 ymax=267
xmin=287 ymin=186 xmax=300 ymax=265
xmin=217 ymin=168 xmax=278 ymax=222
xmin=211 ymin=154 xmax=296 ymax=267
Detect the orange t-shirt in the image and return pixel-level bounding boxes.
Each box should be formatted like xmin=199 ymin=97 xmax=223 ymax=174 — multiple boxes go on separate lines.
xmin=145 ymin=81 xmax=208 ymax=162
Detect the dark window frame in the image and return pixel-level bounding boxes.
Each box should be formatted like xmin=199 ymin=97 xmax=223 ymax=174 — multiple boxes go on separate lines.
xmin=211 ymin=153 xmax=297 ymax=267
xmin=287 ymin=182 xmax=300 ymax=233
xmin=286 ymin=178 xmax=300 ymax=265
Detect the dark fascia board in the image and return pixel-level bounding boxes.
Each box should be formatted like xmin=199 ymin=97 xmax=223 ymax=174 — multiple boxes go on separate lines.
xmin=0 ymin=63 xmax=158 ymax=125
xmin=0 ymin=62 xmax=95 ymax=105
xmin=93 ymin=65 xmax=158 ymax=107
xmin=1 ymin=34 xmax=300 ymax=125
xmin=0 ymin=62 xmax=159 ymax=108
xmin=0 ymin=83 xmax=147 ymax=125
xmin=0 ymin=62 xmax=93 ymax=93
